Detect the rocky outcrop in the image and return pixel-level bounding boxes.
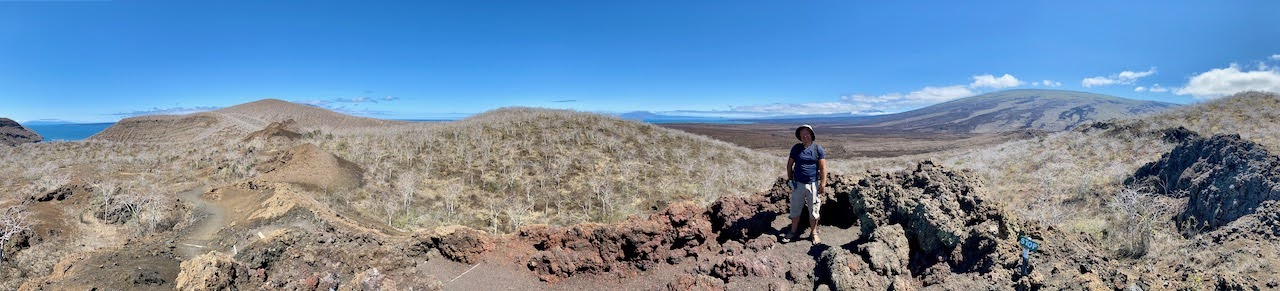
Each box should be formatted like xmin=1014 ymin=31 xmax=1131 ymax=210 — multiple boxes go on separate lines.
xmin=845 ymin=161 xmax=1016 ymax=274
xmin=519 ymin=161 xmax=1035 ymax=288
xmin=519 ymin=202 xmax=713 ymax=283
xmin=0 ymin=118 xmax=41 ymax=146
xmin=708 ymin=180 xmax=789 ymax=243
xmin=1208 ymin=200 xmax=1280 ymax=242
xmin=1130 ymin=134 xmax=1280 ymax=230
xmin=1078 ymin=120 xmax=1200 ymax=143
xmin=413 ymin=226 xmax=494 ymax=264
xmin=705 ymin=254 xmax=781 ymax=280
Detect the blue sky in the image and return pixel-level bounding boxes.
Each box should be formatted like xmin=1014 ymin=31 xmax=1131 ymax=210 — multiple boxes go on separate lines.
xmin=2 ymin=1 xmax=1279 ymax=123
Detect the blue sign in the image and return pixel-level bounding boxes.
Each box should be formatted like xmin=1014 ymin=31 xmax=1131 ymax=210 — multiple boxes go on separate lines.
xmin=1019 ymin=236 xmax=1040 ymax=252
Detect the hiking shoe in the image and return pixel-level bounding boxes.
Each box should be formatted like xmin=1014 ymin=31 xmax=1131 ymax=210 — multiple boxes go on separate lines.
xmin=812 ymin=234 xmax=821 ymax=245
xmin=779 ymin=233 xmax=798 ymax=243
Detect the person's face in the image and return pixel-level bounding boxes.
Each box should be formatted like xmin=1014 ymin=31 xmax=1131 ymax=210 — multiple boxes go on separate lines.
xmin=800 ymin=129 xmax=813 ymax=143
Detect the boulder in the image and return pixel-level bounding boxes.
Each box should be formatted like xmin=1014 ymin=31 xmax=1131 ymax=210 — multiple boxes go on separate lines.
xmin=415 ymin=226 xmax=494 ymax=264
xmin=818 ymin=247 xmax=889 ymax=291
xmin=176 ymin=251 xmax=252 ymax=290
xmin=858 ymin=224 xmax=910 ymax=277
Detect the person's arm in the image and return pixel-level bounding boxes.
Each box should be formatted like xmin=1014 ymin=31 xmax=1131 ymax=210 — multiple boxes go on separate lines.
xmin=818 ymin=158 xmax=827 ymax=195
xmin=786 ymin=157 xmax=795 ymax=182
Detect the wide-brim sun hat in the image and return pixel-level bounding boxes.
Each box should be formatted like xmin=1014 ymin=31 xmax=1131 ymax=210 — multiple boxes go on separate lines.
xmin=794 ymin=124 xmax=816 ymax=141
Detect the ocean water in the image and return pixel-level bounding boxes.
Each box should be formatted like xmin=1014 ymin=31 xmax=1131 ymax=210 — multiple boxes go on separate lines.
xmin=25 ymin=123 xmax=115 ymax=141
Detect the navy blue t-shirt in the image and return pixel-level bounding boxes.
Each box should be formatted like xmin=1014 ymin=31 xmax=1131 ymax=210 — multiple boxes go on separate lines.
xmin=789 ymin=143 xmax=825 ymax=183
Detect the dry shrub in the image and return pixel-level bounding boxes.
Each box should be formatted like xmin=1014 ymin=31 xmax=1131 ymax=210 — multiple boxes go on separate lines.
xmin=309 ymin=107 xmax=780 ymax=233
xmin=1106 ymin=188 xmax=1176 ymax=258
xmin=1019 ymin=184 xmax=1078 ymax=228
xmin=118 ymin=190 xmax=180 ymax=236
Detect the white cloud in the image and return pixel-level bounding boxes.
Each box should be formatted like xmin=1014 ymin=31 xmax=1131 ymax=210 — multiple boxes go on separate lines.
xmin=726 ymin=73 xmax=1020 ymax=117
xmin=1081 ymin=76 xmax=1115 ymax=87
xmin=969 ymin=74 xmax=1023 ymax=89
xmin=729 ymin=102 xmax=878 ymax=116
xmin=1082 ymin=68 xmax=1157 ymax=87
xmin=112 ymin=106 xmax=221 ymax=117
xmin=838 ymin=85 xmax=976 ymax=113
xmin=1175 ymin=63 xmax=1280 ymax=99
xmin=297 ymin=100 xmax=331 ymax=106
xmin=842 ymin=85 xmax=975 ymax=104
xmin=1271 ymin=54 xmax=1280 ymax=61
xmin=728 ymin=84 xmax=981 ymax=116
xmin=1149 ymin=84 xmax=1169 ymax=93
xmin=1135 ymin=84 xmax=1168 ymax=93
xmin=1042 ymin=80 xmax=1062 ymax=87
xmin=298 ymin=96 xmax=399 ymax=106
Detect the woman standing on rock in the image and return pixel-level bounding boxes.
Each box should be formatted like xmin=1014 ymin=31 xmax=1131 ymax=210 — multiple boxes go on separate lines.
xmin=784 ymin=124 xmax=826 ymax=244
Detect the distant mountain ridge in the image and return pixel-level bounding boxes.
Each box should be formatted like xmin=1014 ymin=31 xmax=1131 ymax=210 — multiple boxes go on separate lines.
xmin=818 ymin=89 xmax=1180 ymax=133
xmin=91 ymin=99 xmax=403 ymax=142
xmin=627 ymin=90 xmax=1172 ymax=133
xmin=23 ymin=119 xmax=79 ymax=125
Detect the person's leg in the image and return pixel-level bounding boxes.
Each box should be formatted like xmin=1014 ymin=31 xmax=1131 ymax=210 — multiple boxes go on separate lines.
xmin=807 ymin=182 xmax=821 ymax=243
xmin=788 ymin=217 xmax=802 ymax=237
xmin=809 ymin=216 xmax=820 ymax=243
xmin=786 ymin=183 xmax=805 ymax=240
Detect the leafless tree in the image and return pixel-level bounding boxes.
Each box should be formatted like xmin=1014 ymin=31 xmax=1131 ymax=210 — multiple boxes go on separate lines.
xmin=396 ymin=173 xmax=417 ymax=217
xmin=93 ymin=179 xmax=121 ymax=220
xmin=1108 ymin=188 xmax=1173 ymax=258
xmin=0 ymin=205 xmax=31 ymax=262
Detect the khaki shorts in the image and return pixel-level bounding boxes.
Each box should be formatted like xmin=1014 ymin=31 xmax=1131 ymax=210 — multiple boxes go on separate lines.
xmin=789 ymin=181 xmax=821 ymax=219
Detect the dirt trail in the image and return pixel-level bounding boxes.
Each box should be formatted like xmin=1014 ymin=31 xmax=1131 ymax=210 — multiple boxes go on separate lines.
xmin=176 ymin=186 xmax=224 ymax=260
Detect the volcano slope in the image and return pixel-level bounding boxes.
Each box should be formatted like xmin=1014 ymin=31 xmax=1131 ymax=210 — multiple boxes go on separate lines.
xmin=0 ymin=101 xmax=784 ymax=289
xmin=662 ymin=89 xmax=1177 ymax=159
xmin=6 ymin=93 xmax=1280 ymax=289
xmin=14 ymin=159 xmax=1134 ymax=290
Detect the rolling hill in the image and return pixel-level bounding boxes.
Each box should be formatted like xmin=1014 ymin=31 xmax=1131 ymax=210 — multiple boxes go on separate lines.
xmin=665 ymin=89 xmax=1180 ymax=158
xmin=8 ymin=93 xmax=1280 ymax=289
xmin=0 ymin=118 xmax=43 ymax=146
xmin=820 ymin=89 xmax=1179 ymax=133
xmin=90 ymin=99 xmax=402 ymax=142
